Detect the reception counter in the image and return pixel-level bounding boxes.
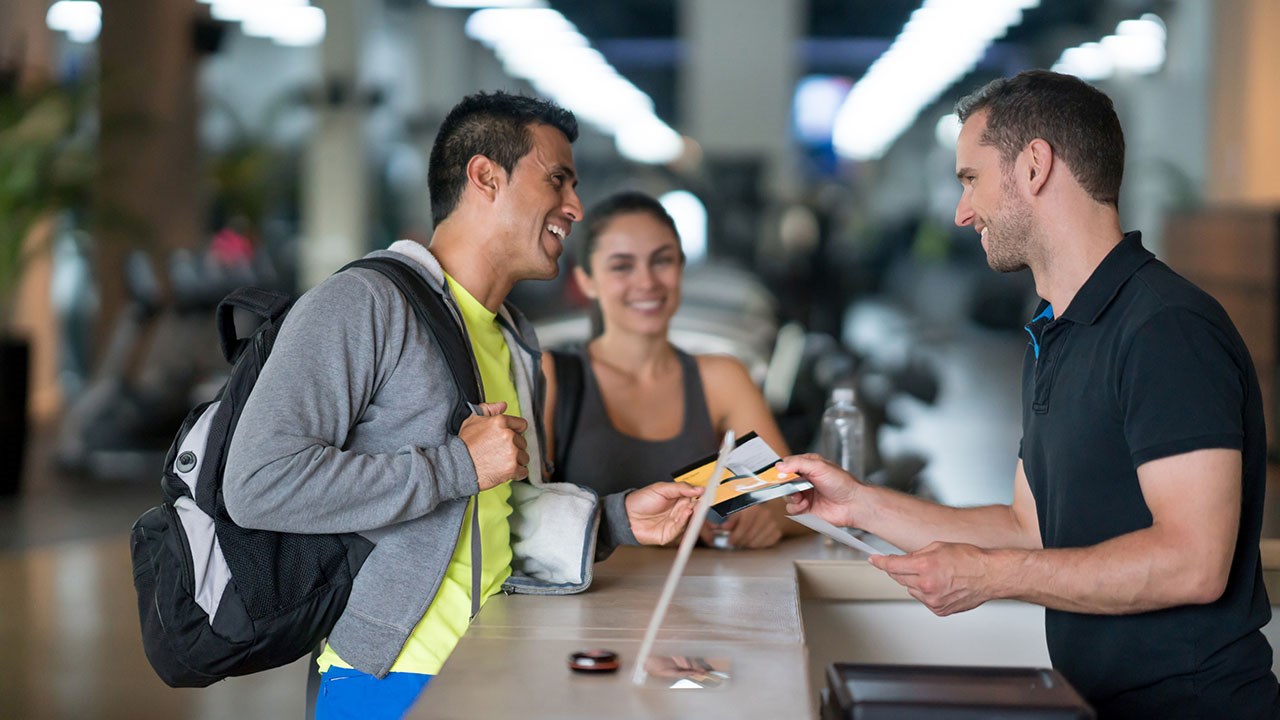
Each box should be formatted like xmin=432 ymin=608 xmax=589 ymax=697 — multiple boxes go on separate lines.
xmin=411 ymin=536 xmax=1280 ymax=719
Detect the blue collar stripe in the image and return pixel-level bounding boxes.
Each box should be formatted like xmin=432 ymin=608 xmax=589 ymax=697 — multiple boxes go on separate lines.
xmin=1025 ymin=304 xmax=1055 ymax=360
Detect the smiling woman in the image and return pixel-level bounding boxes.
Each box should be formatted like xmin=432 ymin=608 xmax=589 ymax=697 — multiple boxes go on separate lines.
xmin=541 ymin=191 xmax=806 ymax=551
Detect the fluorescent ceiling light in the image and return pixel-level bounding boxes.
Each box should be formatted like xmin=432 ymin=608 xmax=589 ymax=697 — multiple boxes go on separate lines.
xmin=659 ymin=190 xmax=708 ymax=264
xmin=1052 ymin=14 xmax=1165 ymax=80
xmin=466 ymin=7 xmax=682 ymax=165
xmin=243 ymin=6 xmax=326 ymax=47
xmin=535 ymin=77 xmax=652 ymax=134
xmin=1103 ymin=16 xmax=1165 ymax=74
xmin=615 ymin=114 xmax=684 ymax=165
xmin=207 ymin=0 xmax=324 ymax=47
xmin=494 ymin=44 xmax=604 ymax=81
xmin=466 ymin=8 xmax=579 ymax=45
xmin=832 ymin=0 xmax=1040 ymax=162
xmin=209 ymin=0 xmax=307 ymax=23
xmin=429 ymin=0 xmax=547 ymax=7
xmin=1056 ymin=43 xmax=1113 ymax=80
xmin=934 ymin=113 xmax=960 ymax=149
xmin=46 ymin=0 xmax=101 ymax=44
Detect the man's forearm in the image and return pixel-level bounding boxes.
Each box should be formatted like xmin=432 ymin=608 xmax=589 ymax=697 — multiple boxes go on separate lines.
xmin=989 ymin=526 xmax=1229 ymax=614
xmin=225 ymin=437 xmax=478 ymax=533
xmin=856 ymin=483 xmax=1039 ymax=552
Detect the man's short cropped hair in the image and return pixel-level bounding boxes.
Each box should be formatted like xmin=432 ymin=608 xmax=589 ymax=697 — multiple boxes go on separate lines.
xmin=955 ymin=70 xmax=1125 ymax=207
xmin=428 ymin=91 xmax=579 ymax=227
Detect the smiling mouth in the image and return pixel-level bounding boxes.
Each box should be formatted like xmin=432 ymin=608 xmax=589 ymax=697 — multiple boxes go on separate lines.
xmin=545 ymin=223 xmax=567 ymax=241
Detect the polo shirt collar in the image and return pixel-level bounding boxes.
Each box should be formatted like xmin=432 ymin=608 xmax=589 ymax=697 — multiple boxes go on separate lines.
xmin=1058 ymin=231 xmax=1153 ymax=325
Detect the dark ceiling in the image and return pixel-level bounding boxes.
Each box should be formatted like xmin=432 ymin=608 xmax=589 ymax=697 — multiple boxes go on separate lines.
xmin=547 ymin=0 xmax=1156 ymax=127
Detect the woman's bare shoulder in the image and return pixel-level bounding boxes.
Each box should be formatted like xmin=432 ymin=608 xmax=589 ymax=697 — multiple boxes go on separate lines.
xmin=695 ymin=353 xmax=759 ymax=400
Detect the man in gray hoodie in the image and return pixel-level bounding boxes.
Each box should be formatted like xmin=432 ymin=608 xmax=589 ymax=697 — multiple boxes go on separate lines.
xmin=224 ymin=91 xmax=702 ymax=720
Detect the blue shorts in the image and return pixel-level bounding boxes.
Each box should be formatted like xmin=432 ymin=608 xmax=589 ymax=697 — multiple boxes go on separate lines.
xmin=316 ymin=666 xmax=433 ymax=720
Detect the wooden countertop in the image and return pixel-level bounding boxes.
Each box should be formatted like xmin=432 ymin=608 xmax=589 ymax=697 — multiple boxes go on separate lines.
xmin=411 ymin=536 xmax=863 ymax=719
xmin=412 ymin=537 xmax=1280 ymax=719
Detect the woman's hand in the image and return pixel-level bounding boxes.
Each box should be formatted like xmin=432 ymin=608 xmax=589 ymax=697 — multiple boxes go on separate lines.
xmin=699 ymin=502 xmax=785 ymax=549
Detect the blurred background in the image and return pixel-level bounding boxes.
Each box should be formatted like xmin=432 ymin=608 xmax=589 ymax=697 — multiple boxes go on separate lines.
xmin=1 ymin=0 xmax=1278 ymax=717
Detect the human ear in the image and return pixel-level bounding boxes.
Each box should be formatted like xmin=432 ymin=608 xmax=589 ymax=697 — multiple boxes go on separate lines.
xmin=573 ymin=265 xmax=596 ymax=299
xmin=1025 ymin=139 xmax=1053 ymax=195
xmin=466 ymin=155 xmax=502 ymax=201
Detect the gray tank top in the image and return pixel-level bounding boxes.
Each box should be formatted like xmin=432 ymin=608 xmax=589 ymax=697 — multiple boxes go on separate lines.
xmin=557 ymin=346 xmax=718 ymax=496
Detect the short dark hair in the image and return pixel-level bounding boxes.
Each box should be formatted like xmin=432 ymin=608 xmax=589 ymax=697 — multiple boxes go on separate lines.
xmin=955 ymin=70 xmax=1125 ymax=206
xmin=428 ymin=91 xmax=578 ymax=227
xmin=573 ymin=191 xmax=683 ymax=275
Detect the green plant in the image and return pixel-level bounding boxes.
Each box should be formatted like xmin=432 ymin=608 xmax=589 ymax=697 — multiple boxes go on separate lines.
xmin=205 ymin=91 xmax=303 ymax=240
xmin=0 ymin=82 xmax=92 ymax=328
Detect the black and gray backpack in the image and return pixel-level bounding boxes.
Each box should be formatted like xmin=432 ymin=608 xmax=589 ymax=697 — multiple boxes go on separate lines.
xmin=129 ymin=256 xmax=480 ymax=687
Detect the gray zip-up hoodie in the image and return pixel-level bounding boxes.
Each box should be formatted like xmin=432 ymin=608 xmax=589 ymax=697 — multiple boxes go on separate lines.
xmin=224 ymin=241 xmax=637 ymax=677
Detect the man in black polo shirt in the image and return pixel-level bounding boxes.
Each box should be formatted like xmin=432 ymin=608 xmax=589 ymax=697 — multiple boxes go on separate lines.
xmin=781 ymin=70 xmax=1280 ymax=718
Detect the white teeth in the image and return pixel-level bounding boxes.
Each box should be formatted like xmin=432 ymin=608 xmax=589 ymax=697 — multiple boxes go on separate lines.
xmin=630 ymin=300 xmax=661 ymax=311
xmin=546 ymin=224 xmax=565 ymax=239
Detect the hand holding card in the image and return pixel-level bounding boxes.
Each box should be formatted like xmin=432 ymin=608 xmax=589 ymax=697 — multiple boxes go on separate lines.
xmin=671 ymin=433 xmax=813 ymax=523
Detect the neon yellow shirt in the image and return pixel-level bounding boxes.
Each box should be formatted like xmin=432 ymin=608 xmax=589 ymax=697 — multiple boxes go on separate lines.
xmin=318 ymin=274 xmax=516 ymax=675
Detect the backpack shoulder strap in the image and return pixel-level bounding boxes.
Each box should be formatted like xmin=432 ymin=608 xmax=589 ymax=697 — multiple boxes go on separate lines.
xmin=550 ymin=348 xmax=584 ymax=478
xmin=215 ymin=287 xmax=294 ymax=363
xmin=341 ymin=256 xmax=479 ymax=435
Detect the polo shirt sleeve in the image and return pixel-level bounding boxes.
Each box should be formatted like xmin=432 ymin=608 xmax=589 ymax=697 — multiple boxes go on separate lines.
xmin=1120 ymin=307 xmax=1245 ymax=468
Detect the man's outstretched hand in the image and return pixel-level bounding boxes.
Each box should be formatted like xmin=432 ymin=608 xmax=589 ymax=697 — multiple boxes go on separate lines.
xmin=626 ymin=481 xmax=704 ymax=546
xmin=777 ymin=453 xmax=862 ymax=528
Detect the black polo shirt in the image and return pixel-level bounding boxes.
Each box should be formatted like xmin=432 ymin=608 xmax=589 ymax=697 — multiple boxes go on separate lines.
xmin=1020 ymin=232 xmax=1278 ymax=718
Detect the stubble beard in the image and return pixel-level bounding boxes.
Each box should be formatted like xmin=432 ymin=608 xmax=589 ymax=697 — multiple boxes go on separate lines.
xmin=984 ymin=178 xmax=1036 ymax=274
